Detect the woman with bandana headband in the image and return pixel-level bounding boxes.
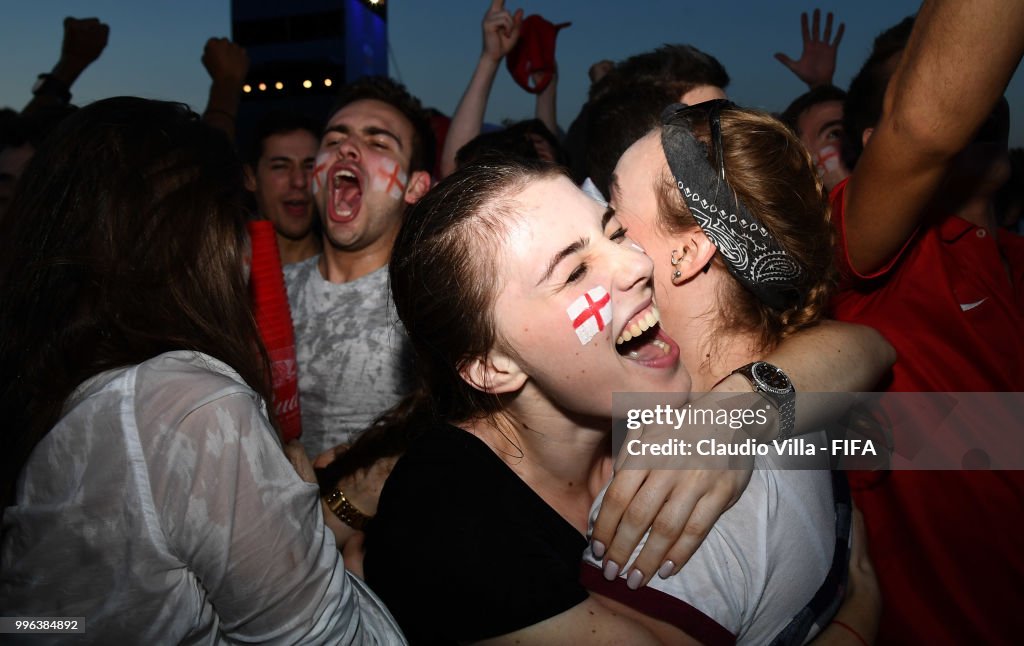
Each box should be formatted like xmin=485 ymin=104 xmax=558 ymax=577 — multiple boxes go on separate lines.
xmin=583 ymin=100 xmax=881 ymax=644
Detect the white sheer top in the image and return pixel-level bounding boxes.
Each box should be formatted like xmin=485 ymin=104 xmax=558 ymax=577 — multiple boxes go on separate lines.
xmin=1 ymin=351 xmax=405 ymax=644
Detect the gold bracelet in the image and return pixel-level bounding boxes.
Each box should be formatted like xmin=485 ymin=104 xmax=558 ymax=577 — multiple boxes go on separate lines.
xmin=323 ymin=487 xmax=372 ymax=531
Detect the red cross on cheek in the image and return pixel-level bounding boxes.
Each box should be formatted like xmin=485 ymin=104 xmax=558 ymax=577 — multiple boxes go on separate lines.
xmin=573 ymin=290 xmax=611 ymax=331
xmin=312 ymin=161 xmax=330 ymax=193
xmin=380 ymin=163 xmax=407 ymax=194
xmin=567 ymin=287 xmax=613 ymax=346
xmin=377 ymin=164 xmax=407 ymax=195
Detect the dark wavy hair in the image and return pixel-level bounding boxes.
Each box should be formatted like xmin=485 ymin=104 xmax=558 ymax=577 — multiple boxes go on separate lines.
xmin=581 ymin=44 xmax=730 ymax=197
xmin=318 ymin=159 xmax=563 ymax=490
xmin=0 ymin=97 xmax=273 ymax=507
xmin=329 ymin=76 xmax=436 ymax=177
xmin=244 ymin=110 xmax=321 ymax=167
xmin=780 ymin=84 xmax=848 ymax=137
xmin=589 ymin=44 xmax=730 ymax=104
xmin=586 ymin=83 xmax=676 ymax=199
xmin=456 ymin=119 xmax=567 ymax=169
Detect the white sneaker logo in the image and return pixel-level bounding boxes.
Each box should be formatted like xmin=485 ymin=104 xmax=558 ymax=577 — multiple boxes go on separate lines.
xmin=960 ymin=298 xmax=987 ymax=312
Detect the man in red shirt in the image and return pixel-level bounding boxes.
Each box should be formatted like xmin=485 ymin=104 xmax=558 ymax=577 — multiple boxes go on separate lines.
xmin=831 ymin=1 xmax=1024 ymax=642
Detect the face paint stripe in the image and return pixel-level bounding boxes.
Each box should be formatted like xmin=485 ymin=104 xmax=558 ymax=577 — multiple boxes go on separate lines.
xmin=384 ymin=165 xmax=406 ymax=194
xmin=816 ymin=145 xmax=841 ymax=172
xmin=311 ymin=154 xmax=331 ymax=196
xmin=573 ymin=291 xmax=610 ymax=331
xmin=372 ymin=160 xmax=408 ymax=201
xmin=567 ymin=286 xmax=612 ymax=345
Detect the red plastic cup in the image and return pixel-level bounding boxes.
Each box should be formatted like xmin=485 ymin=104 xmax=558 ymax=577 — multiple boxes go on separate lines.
xmin=247 ymin=221 xmax=302 ymax=441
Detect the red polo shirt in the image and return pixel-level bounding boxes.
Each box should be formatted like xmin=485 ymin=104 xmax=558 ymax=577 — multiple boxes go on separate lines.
xmin=830 ymin=178 xmax=1024 ymax=644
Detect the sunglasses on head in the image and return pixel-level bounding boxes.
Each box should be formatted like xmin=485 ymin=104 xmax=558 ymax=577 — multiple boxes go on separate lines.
xmin=661 ymin=99 xmax=736 ymax=198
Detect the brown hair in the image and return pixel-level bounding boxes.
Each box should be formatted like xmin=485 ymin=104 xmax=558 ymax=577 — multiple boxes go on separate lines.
xmin=780 ymin=84 xmax=848 ymax=138
xmin=0 ymin=97 xmax=273 ymax=507
xmin=655 ymin=107 xmax=836 ymax=352
xmin=589 ymin=44 xmax=730 ymax=104
xmin=318 ymin=159 xmax=564 ymax=488
xmin=329 ymin=76 xmax=436 ymax=176
xmin=393 ymin=159 xmax=567 ymax=421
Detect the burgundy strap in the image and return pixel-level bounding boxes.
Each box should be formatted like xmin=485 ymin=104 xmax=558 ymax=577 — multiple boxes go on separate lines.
xmin=581 ymin=563 xmax=736 ymax=646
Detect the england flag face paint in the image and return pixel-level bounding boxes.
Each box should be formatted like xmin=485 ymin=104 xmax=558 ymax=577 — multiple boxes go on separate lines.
xmin=567 ymin=286 xmax=612 ymax=346
xmin=815 ymin=144 xmax=841 ymax=174
xmin=311 ymin=150 xmax=332 ymax=196
xmin=371 ymin=159 xmax=408 ymax=201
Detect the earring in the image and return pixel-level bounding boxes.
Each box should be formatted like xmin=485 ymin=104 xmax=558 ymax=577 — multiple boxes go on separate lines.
xmin=670 ymin=249 xmax=683 ymax=284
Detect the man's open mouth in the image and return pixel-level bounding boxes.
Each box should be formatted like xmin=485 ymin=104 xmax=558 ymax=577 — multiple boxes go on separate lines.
xmin=330 ymin=167 xmax=362 ymax=222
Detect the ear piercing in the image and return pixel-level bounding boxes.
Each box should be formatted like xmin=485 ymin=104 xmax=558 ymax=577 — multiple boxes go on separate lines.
xmin=671 ymin=249 xmax=683 ymax=282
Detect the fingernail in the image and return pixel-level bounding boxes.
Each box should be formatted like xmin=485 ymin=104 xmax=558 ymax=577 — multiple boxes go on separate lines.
xmin=658 ymin=560 xmax=675 ymax=579
xmin=591 ymin=540 xmax=606 ymax=559
xmin=626 ymin=569 xmax=644 ymax=590
xmin=602 ymin=560 xmax=620 ymax=581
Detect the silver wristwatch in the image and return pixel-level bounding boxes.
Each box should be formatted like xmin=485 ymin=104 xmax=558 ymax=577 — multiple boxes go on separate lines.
xmin=731 ymin=361 xmax=796 ymax=440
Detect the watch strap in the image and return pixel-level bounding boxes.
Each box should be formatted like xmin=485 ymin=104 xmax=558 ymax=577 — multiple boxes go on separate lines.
xmin=732 ymin=362 xmax=796 ymax=441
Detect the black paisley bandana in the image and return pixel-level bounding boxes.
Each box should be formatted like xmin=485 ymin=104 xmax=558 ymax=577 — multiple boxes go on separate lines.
xmin=661 ymin=100 xmax=804 ymax=310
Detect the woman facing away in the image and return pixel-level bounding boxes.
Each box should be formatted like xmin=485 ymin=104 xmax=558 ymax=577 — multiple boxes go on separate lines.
xmin=359 ymin=105 xmax=890 ymax=643
xmin=0 ymin=97 xmax=403 ymax=644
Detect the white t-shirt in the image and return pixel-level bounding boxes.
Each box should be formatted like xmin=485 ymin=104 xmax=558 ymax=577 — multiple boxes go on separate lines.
xmin=584 ymin=433 xmax=836 ymax=645
xmin=0 ymin=350 xmax=405 ymax=644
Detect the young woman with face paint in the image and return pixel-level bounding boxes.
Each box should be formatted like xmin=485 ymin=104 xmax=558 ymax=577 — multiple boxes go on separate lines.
xmin=359 ymin=126 xmax=890 ymax=642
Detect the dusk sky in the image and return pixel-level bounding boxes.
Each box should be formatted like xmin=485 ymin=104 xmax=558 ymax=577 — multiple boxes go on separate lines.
xmin=2 ymin=1 xmax=1021 ymax=146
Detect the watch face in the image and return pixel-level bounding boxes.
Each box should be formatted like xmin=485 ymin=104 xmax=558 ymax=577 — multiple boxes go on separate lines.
xmin=751 ymin=361 xmax=793 ymax=394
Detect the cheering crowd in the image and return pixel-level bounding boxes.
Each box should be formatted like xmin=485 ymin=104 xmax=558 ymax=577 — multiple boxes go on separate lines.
xmin=2 ymin=1 xmax=1023 ymax=643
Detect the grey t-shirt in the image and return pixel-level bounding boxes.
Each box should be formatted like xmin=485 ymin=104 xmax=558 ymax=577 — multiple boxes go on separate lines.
xmin=285 ymin=257 xmax=412 ymax=456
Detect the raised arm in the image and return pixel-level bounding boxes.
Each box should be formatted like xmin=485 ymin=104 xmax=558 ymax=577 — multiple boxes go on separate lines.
xmin=774 ymin=9 xmax=845 ymax=89
xmin=201 ymin=37 xmax=249 ymax=141
xmin=438 ymin=0 xmax=523 ymax=178
xmin=23 ymin=17 xmax=109 ymax=115
xmin=591 ymin=321 xmax=894 ymax=590
xmin=534 ymin=67 xmax=558 ymax=139
xmin=843 ymin=0 xmax=1024 ymax=274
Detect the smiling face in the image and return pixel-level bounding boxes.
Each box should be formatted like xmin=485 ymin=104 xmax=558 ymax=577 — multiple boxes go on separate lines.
xmin=489 ymin=175 xmax=690 ymax=416
xmin=246 ymin=129 xmax=318 ymax=241
xmin=606 ymin=132 xmax=686 ymax=344
xmin=313 ymin=99 xmax=426 ymax=254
